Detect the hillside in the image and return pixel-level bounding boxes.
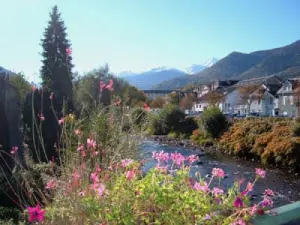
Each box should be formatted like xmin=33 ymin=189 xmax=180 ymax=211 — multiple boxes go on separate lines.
xmin=156 ymin=40 xmax=300 ymax=89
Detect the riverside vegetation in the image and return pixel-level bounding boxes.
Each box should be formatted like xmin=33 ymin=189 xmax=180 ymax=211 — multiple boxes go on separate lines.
xmin=0 ymin=5 xmax=290 ymax=225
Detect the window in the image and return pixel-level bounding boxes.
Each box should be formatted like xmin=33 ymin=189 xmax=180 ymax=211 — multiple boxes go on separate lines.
xmin=258 ymin=99 xmax=261 ymax=105
xmin=283 ymin=96 xmax=287 ymax=105
xmin=269 ymin=97 xmax=273 ymax=104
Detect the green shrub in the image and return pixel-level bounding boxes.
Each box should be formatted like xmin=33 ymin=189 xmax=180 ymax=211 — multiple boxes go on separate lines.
xmin=131 ymin=108 xmax=147 ymax=127
xmin=160 ymin=104 xmax=186 ymax=133
xmin=200 ymin=106 xmax=227 ymax=138
xmin=292 ymin=123 xmax=300 ymax=137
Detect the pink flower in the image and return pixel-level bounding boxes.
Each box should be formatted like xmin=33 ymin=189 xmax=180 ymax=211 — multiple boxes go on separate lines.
xmin=155 ymin=165 xmax=168 ymax=173
xmin=50 ymin=92 xmax=54 ymax=100
xmin=90 ymin=172 xmax=99 ymax=184
xmin=250 ymin=204 xmax=258 ymax=216
xmin=193 ymin=182 xmax=209 ymax=192
xmin=81 ymin=150 xmax=87 ymax=157
xmin=78 ymin=190 xmax=86 ymax=197
xmin=143 ymin=103 xmax=150 ymax=112
xmin=77 ymin=144 xmax=84 ymax=152
xmin=74 ymin=129 xmax=82 ymax=136
xmin=264 ymin=188 xmax=274 ymax=197
xmin=170 ymin=152 xmax=185 ymax=166
xmin=72 ymin=170 xmax=81 ymax=181
xmin=99 ymin=81 xmax=106 ymax=92
xmin=126 ymin=170 xmax=136 ymax=180
xmin=233 ymin=197 xmax=243 ymax=208
xmin=87 ymin=138 xmax=97 ymax=149
xmin=231 ymin=219 xmax=246 ymax=225
xmin=152 ymin=151 xmax=169 ymax=163
xmin=106 ymin=79 xmax=114 ymax=91
xmin=212 ymin=168 xmax=225 ymax=178
xmin=45 ymin=179 xmax=57 ymax=190
xmin=261 ymin=197 xmax=273 ymax=207
xmin=96 ymin=183 xmax=106 ymax=197
xmin=58 ymin=118 xmax=64 ymax=125
xmin=212 ymin=187 xmax=224 ymax=196
xmin=95 ymin=164 xmax=102 ymax=173
xmin=38 ymin=113 xmax=45 ymax=121
xmin=10 ymin=146 xmax=18 ymax=154
xmin=121 ymin=159 xmax=134 ymax=168
xmin=66 ymin=47 xmax=72 ymax=56
xmin=255 ymin=168 xmax=266 ymax=178
xmin=186 ymin=154 xmax=197 ymax=164
xmin=246 ymin=182 xmax=253 ymax=192
xmin=27 ymin=204 xmax=45 ymax=223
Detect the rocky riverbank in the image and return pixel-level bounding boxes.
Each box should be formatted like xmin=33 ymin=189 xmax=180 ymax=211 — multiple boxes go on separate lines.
xmin=147 ymin=135 xmax=218 ymax=155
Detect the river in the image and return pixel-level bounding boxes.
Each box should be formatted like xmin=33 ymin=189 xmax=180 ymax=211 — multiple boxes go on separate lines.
xmin=140 ymin=140 xmax=300 ymax=208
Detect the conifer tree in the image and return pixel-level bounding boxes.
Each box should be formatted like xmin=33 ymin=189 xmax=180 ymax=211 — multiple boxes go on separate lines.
xmin=40 ymin=5 xmax=73 ymax=107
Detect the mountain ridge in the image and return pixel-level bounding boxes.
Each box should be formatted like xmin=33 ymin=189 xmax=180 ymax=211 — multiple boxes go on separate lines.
xmin=155 ymin=40 xmax=300 ymax=90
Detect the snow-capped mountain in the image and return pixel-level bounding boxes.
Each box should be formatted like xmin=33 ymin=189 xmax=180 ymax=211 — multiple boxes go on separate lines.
xmin=184 ymin=58 xmax=219 ymax=74
xmin=201 ymin=57 xmax=219 ymax=67
xmin=121 ymin=67 xmax=187 ymax=89
xmin=118 ymin=58 xmax=218 ymax=89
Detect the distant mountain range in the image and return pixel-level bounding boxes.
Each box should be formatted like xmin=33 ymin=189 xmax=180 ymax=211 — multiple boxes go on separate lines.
xmin=155 ymin=40 xmax=300 ymax=90
xmin=118 ymin=58 xmax=218 ymax=89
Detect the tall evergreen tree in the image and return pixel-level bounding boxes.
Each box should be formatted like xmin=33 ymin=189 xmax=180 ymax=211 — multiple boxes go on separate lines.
xmin=40 ymin=5 xmax=73 ymax=107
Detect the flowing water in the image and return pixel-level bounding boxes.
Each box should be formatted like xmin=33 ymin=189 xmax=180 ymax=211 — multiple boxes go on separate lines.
xmin=140 ymin=140 xmax=300 ymax=207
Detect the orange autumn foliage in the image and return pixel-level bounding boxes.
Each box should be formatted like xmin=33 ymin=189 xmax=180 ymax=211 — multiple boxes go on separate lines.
xmin=220 ymin=118 xmax=300 ymax=170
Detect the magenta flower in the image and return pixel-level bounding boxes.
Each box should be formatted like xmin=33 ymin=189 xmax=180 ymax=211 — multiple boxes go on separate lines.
xmin=233 ymin=197 xmax=243 ymax=208
xmin=264 ymin=188 xmax=274 ymax=197
xmin=212 ymin=187 xmax=224 ymax=196
xmin=186 ymin=154 xmax=197 ymax=164
xmin=121 ymin=159 xmax=134 ymax=168
xmin=212 ymin=168 xmax=225 ymax=178
xmin=66 ymin=47 xmax=72 ymax=56
xmin=106 ymin=79 xmax=114 ymax=91
xmin=261 ymin=197 xmax=273 ymax=207
xmin=87 ymin=138 xmax=97 ymax=149
xmin=126 ymin=170 xmax=136 ymax=180
xmin=95 ymin=164 xmax=102 ymax=173
xmin=58 ymin=118 xmax=64 ymax=125
xmin=170 ymin=152 xmax=185 ymax=166
xmin=27 ymin=204 xmax=45 ymax=223
xmin=193 ymin=182 xmax=210 ymax=193
xmin=255 ymin=168 xmax=266 ymax=178
xmin=45 ymin=179 xmax=57 ymax=190
xmin=10 ymin=146 xmax=18 ymax=154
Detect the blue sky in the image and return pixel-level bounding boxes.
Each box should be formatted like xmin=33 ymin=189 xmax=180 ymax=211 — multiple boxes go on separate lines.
xmin=1 ymin=0 xmax=300 ymax=82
